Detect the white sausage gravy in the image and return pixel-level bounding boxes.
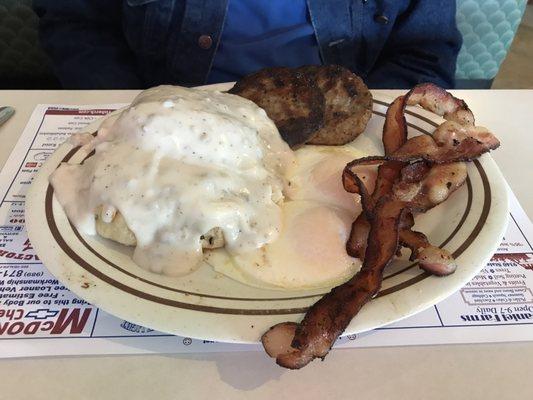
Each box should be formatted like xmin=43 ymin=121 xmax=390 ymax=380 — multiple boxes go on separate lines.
xmin=50 ymin=86 xmax=294 ymax=276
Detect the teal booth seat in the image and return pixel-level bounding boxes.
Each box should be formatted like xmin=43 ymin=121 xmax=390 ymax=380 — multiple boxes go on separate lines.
xmin=456 ymin=0 xmax=528 ymax=88
xmin=0 ymin=0 xmax=528 ymax=88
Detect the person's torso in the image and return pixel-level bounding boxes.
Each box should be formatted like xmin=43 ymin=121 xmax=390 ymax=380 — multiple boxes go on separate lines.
xmin=207 ymin=0 xmax=321 ymax=83
xmin=122 ymin=0 xmax=412 ymax=87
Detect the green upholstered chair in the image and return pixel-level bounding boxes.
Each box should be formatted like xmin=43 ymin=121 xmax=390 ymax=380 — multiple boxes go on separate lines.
xmin=456 ymin=0 xmax=528 ymax=88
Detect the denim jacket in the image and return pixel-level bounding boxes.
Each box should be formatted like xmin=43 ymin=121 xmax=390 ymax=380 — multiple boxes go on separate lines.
xmin=33 ymin=0 xmax=461 ymax=89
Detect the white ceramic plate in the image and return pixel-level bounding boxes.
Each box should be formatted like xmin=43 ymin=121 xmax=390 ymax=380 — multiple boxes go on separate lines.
xmin=26 ymin=84 xmax=509 ymax=343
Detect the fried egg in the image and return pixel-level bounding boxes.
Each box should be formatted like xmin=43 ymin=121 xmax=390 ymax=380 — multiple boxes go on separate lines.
xmin=285 ymin=146 xmax=375 ymax=215
xmin=207 ymin=145 xmax=377 ymax=290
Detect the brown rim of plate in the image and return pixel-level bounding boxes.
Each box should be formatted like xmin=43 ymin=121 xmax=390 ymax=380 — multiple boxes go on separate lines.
xmin=43 ymin=100 xmax=491 ymax=315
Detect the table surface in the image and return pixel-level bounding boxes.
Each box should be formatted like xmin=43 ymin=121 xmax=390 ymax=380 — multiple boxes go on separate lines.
xmin=0 ymin=89 xmax=531 ymax=400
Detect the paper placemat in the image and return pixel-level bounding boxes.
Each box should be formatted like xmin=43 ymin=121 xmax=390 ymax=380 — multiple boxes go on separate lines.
xmin=0 ymin=105 xmax=531 ymax=358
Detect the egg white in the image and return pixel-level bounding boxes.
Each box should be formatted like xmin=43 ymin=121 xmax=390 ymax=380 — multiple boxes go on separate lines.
xmin=206 ymin=144 xmax=377 ymax=290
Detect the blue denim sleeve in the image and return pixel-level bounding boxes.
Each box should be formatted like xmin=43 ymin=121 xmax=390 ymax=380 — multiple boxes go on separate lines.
xmin=365 ymin=0 xmax=462 ymax=89
xmin=33 ymin=0 xmax=143 ymax=89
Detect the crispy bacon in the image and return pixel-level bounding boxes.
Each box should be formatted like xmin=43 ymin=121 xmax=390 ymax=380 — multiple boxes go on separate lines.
xmin=399 ymin=229 xmax=457 ymax=276
xmin=343 ymin=83 xmax=477 ymax=282
xmin=383 ymin=95 xmax=408 ymax=155
xmin=345 ymin=158 xmax=467 ymax=212
xmin=345 ymin=216 xmax=370 ymax=259
xmin=389 ymin=135 xmax=500 ymax=164
xmin=433 ymin=121 xmax=499 ymax=148
xmin=345 ymin=134 xmax=498 ymax=180
xmin=343 ymin=158 xmax=406 ymax=257
xmin=405 ymin=83 xmax=475 ymax=126
xmin=388 ymin=83 xmax=499 ymax=162
xmin=261 ymin=322 xmax=298 ymax=359
xmin=344 ymin=83 xmax=497 ymax=259
xmin=399 ymin=161 xmax=432 ymax=183
xmin=343 ymin=86 xmax=411 ymax=258
xmin=262 ymin=83 xmax=500 ymax=370
xmin=263 ymin=196 xmax=408 ymax=369
xmin=393 ymin=162 xmax=468 ymax=212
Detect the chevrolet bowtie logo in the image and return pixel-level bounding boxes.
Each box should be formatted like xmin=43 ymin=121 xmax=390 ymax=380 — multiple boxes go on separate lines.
xmin=25 ymin=309 xmax=59 ymax=320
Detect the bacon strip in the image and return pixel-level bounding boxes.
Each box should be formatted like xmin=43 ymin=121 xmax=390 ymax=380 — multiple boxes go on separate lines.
xmin=433 ymin=121 xmax=499 ymax=148
xmin=343 ymin=156 xmax=387 ymax=194
xmin=382 ymin=95 xmax=408 ymax=155
xmin=399 ymin=229 xmax=457 ymax=276
xmin=342 ymin=93 xmax=410 ymax=257
xmin=406 ymin=83 xmax=475 ymax=126
xmin=343 ymin=158 xmax=406 ymax=257
xmin=389 ymin=135 xmax=499 ymax=164
xmin=345 ymin=216 xmax=370 ymax=259
xmin=261 ymin=83 xmax=500 ymax=370
xmin=393 ymin=162 xmax=468 ymax=212
xmin=261 ymin=322 xmax=298 ymax=360
xmin=399 ymin=161 xmax=432 ymax=183
xmin=263 ymin=196 xmax=408 ymax=369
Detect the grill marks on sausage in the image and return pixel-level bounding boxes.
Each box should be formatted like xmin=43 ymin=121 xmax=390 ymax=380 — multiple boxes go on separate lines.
xmin=229 ymin=67 xmax=325 ymax=148
xmin=229 ymin=65 xmax=372 ymax=147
